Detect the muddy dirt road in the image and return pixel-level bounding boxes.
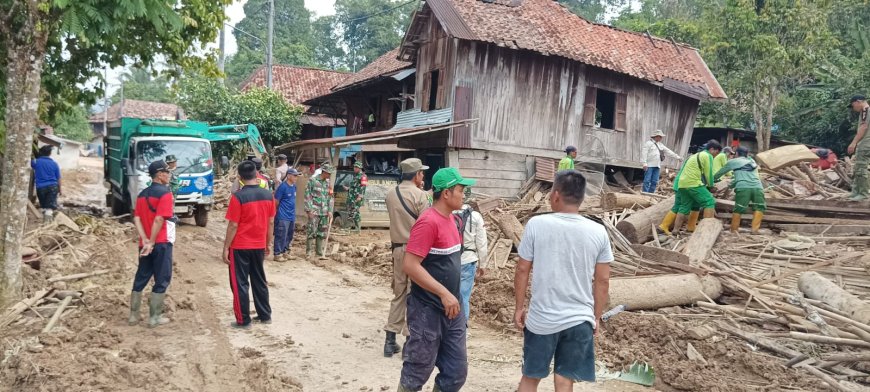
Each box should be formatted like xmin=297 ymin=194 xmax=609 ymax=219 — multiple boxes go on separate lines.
xmin=177 ymin=214 xmax=646 ymax=391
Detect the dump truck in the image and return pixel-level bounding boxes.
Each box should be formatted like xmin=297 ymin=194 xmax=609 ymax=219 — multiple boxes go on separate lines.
xmin=105 ymin=118 xmax=266 ymax=227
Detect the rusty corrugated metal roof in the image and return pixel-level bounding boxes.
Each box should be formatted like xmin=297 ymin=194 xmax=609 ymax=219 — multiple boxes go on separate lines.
xmin=419 ymin=0 xmax=726 ymax=100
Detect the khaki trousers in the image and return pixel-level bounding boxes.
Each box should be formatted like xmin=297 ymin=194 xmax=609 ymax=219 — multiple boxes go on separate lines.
xmin=384 ymin=246 xmax=410 ymax=336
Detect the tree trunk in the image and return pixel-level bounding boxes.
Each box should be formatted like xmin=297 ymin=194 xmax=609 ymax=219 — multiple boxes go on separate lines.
xmin=0 ymin=23 xmax=49 ymax=307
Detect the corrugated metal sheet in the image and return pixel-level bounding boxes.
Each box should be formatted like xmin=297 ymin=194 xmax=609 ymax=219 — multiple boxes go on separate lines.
xmin=393 ymin=108 xmax=453 ymax=129
xmin=427 ymin=0 xmax=477 ymax=40
xmin=534 ymin=157 xmax=557 ymax=182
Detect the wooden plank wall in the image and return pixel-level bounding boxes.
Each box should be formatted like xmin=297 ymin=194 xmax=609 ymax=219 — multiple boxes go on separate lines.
xmin=455 ymin=149 xmax=530 ymax=198
xmin=415 ymin=15 xmax=455 ymax=112
xmin=451 ymin=41 xmax=700 ymax=168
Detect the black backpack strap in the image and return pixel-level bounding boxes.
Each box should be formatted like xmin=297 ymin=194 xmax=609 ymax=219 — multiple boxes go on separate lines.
xmin=395 ymin=186 xmax=418 ymax=220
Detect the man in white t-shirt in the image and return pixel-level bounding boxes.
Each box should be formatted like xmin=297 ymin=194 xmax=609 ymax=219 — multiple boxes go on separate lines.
xmin=514 ymin=170 xmax=613 ymax=392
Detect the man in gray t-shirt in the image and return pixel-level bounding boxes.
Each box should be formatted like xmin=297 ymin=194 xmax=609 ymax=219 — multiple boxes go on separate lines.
xmin=514 ymin=170 xmax=613 ymax=392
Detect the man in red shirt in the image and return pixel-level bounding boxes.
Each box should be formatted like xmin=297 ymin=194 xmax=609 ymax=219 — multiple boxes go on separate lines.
xmin=223 ymin=160 xmax=276 ymax=328
xmin=398 ymin=167 xmax=475 ymax=392
xmin=130 ymin=160 xmax=175 ymax=328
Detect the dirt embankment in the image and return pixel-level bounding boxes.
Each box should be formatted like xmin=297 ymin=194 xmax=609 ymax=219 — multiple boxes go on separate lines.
xmin=1 ymin=213 xmax=300 ymax=392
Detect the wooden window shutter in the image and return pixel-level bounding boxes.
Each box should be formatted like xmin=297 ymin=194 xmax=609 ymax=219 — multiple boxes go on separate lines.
xmin=421 ymin=72 xmax=431 ymax=112
xmin=615 ymin=93 xmax=628 ymax=131
xmin=436 ymin=69 xmax=445 ymax=109
xmin=582 ymin=86 xmax=597 ymax=126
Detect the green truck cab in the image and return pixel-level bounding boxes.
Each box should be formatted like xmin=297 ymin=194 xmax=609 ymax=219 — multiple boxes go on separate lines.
xmin=105 ymin=118 xmax=265 ymax=227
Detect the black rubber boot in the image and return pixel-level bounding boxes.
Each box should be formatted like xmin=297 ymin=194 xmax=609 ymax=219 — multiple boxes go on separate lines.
xmin=384 ymin=331 xmax=401 ymax=357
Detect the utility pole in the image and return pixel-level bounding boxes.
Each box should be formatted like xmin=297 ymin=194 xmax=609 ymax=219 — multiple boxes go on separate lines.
xmin=218 ymin=24 xmax=226 ymax=80
xmin=266 ymin=0 xmax=274 ymax=89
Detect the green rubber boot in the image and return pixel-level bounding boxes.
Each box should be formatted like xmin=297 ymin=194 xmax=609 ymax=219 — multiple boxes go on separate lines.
xmin=306 ymin=239 xmax=313 ymax=257
xmin=148 ymin=293 xmax=170 ymax=328
xmin=316 ymin=238 xmax=325 ymax=257
xmin=128 ymin=291 xmax=142 ymax=325
xmin=396 ymin=383 xmax=414 ymax=392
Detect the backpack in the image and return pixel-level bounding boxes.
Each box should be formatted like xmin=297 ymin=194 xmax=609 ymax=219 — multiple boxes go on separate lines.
xmin=452 ymin=207 xmax=474 ymax=253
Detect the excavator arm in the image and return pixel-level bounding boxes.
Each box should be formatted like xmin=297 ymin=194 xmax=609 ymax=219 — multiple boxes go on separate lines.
xmin=203 ymin=124 xmax=267 ymax=159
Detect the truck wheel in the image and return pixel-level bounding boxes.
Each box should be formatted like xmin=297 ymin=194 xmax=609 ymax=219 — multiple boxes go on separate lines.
xmin=194 ymin=206 xmax=209 ymax=227
xmin=110 ymin=195 xmax=128 ymax=216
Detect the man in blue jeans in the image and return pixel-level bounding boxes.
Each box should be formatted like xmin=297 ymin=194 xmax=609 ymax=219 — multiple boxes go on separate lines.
xmin=31 ymin=145 xmax=62 ymax=223
xmin=454 ymin=198 xmax=488 ymax=329
xmin=514 ymin=170 xmax=612 ymax=392
xmin=641 ymin=130 xmax=682 ymax=193
xmin=274 ymin=167 xmax=301 ymax=261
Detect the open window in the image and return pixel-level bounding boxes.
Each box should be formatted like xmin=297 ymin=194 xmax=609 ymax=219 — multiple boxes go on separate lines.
xmin=583 ymin=86 xmax=627 ymax=131
xmin=428 ymin=69 xmax=441 ymax=111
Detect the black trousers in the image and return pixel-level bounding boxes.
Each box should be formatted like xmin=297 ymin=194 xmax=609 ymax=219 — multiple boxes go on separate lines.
xmin=228 ymin=248 xmax=271 ymax=325
xmin=36 ymin=185 xmax=59 ymax=210
xmin=132 ymin=243 xmax=173 ymax=293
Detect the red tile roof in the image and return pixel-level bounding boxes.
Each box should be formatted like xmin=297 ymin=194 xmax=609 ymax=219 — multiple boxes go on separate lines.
xmin=239 ymin=65 xmax=350 ymax=106
xmin=88 ymin=99 xmax=185 ymax=122
xmin=332 ymin=48 xmax=413 ymax=91
xmin=418 ymin=0 xmax=726 ymax=99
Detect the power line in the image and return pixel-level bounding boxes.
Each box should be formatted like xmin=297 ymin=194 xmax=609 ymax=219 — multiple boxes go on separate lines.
xmin=340 ymin=0 xmax=419 ymax=24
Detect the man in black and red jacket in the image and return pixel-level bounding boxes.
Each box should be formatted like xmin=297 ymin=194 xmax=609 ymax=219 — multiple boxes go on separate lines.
xmin=130 ymin=160 xmax=175 ymax=328
xmin=223 ymin=160 xmax=276 ymax=328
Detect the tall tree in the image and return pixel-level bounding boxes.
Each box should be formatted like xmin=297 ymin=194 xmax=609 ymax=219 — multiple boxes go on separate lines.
xmin=558 ymin=0 xmax=630 ymax=23
xmin=702 ymin=0 xmax=836 ymax=151
xmin=111 ymin=67 xmax=174 ymax=104
xmin=334 ymin=0 xmax=414 ymax=72
xmin=312 ymin=15 xmax=347 ymax=71
xmin=0 ymin=0 xmax=228 ymax=307
xmin=51 ymin=105 xmax=92 ymax=143
xmin=224 ymin=0 xmax=315 ymax=87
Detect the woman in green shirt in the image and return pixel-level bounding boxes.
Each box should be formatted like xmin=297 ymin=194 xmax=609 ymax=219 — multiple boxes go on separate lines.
xmin=558 ymin=145 xmax=577 ymax=171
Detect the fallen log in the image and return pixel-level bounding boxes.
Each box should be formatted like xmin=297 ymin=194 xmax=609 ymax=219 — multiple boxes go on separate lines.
xmin=799 ymin=272 xmax=870 ymax=325
xmin=47 ymin=269 xmax=110 ymax=283
xmin=493 ymin=213 xmax=524 ymax=248
xmin=599 ymin=192 xmax=655 ymax=211
xmin=715 ymin=213 xmax=870 ymax=226
xmin=42 ymin=296 xmax=73 ymax=333
xmin=789 ymin=331 xmax=870 ymax=349
xmin=682 ymin=219 xmax=722 ymax=267
xmin=615 ymin=195 xmax=675 ymax=244
xmin=608 ymin=274 xmax=722 ymax=310
xmin=0 ymin=289 xmax=51 ymax=328
xmin=755 ymin=145 xmax=819 ymax=171
xmin=823 ymin=352 xmax=870 ymax=362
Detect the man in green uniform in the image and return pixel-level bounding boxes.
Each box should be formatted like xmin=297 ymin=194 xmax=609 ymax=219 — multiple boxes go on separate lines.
xmin=347 ymin=161 xmax=368 ymax=233
xmin=165 ymin=155 xmax=181 ymax=196
xmin=659 ymin=140 xmax=722 ymax=234
xmin=848 ymin=95 xmax=870 ymax=201
xmin=715 ymin=146 xmax=765 ymax=233
xmin=304 ymin=163 xmax=334 ymax=257
xmin=558 ymin=146 xmax=577 ymax=171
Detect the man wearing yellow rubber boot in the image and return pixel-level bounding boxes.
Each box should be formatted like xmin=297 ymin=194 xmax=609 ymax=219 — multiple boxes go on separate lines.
xmin=715 ymin=146 xmax=765 ymax=233
xmin=660 ymin=140 xmax=721 ymax=234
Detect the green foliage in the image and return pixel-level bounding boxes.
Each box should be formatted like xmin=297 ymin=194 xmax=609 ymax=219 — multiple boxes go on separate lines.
xmin=312 ymin=15 xmax=347 ymax=71
xmin=50 ymin=105 xmax=92 ymax=143
xmin=334 ymin=0 xmax=416 ymax=72
xmin=558 ymin=0 xmax=630 ymax=23
xmin=175 ymin=75 xmax=303 ymax=149
xmin=111 ymin=67 xmax=174 ymax=104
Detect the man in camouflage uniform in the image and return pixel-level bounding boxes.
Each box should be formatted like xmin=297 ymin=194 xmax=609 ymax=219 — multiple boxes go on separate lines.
xmin=305 ymin=163 xmax=334 ymax=257
xmin=347 ymin=161 xmax=368 ymax=233
xmin=849 ymin=95 xmax=870 ymax=201
xmin=165 ymin=155 xmax=181 ymax=196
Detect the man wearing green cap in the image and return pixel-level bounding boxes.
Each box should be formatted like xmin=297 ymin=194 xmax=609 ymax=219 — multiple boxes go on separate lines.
xmin=304 ymin=163 xmax=334 ymax=257
xmin=398 ymin=167 xmax=475 ymax=392
xmin=848 ymin=95 xmax=870 ymax=201
xmin=347 ymin=161 xmax=368 ymax=233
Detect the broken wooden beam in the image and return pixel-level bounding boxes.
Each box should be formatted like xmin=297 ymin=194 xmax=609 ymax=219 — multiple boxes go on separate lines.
xmin=790 ymin=331 xmax=870 ymax=349
xmin=615 ymin=195 xmax=675 ymax=244
xmin=493 ymin=213 xmax=524 ymax=248
xmin=47 ymin=269 xmax=110 ymax=283
xmin=771 ymin=224 xmax=870 ymax=236
xmin=0 ymin=289 xmax=51 ymax=329
xmin=608 ymin=274 xmax=722 ymax=310
xmin=599 ymin=192 xmax=655 ymax=211
xmin=715 ymin=213 xmax=870 ymax=226
xmin=799 ymin=272 xmax=870 ymax=325
xmin=682 ymin=219 xmax=722 ymax=267
xmin=41 ymin=295 xmax=73 ymax=333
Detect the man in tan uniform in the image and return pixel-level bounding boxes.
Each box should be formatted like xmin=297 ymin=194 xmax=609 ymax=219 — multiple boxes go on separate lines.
xmin=383 ymin=158 xmax=431 ymax=357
